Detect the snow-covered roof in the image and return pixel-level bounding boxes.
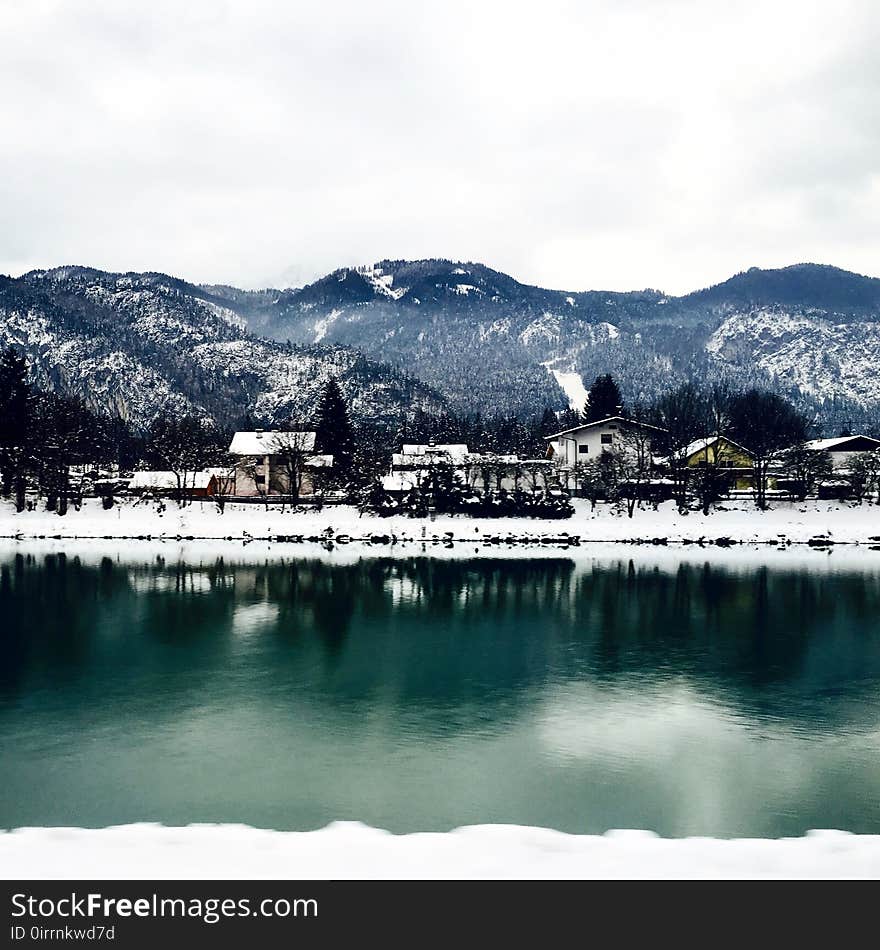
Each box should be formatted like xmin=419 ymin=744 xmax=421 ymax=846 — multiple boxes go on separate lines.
xmin=129 ymin=471 xmax=215 ymax=490
xmin=682 ymin=435 xmax=753 ymax=459
xmin=381 ymin=472 xmax=420 ymax=492
xmin=305 ymin=454 xmax=334 ymax=468
xmin=803 ymin=435 xmax=880 ymax=452
xmin=545 ymin=416 xmax=667 ymax=439
xmin=228 ymin=431 xmax=316 ymax=455
xmin=652 ymin=435 xmax=754 ymax=467
xmin=400 ymin=443 xmax=470 ymax=459
xmin=682 ymin=436 xmax=720 ymax=457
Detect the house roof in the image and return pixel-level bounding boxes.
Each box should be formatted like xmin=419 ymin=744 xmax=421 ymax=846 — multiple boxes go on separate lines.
xmin=682 ymin=435 xmax=753 ymax=459
xmin=545 ymin=415 xmax=668 ymax=440
xmin=381 ymin=472 xmax=420 ymax=492
xmin=803 ymin=435 xmax=880 ymax=452
xmin=228 ymin=430 xmax=317 ymax=455
xmin=129 ymin=470 xmax=215 ymax=490
xmin=653 ymin=435 xmax=754 ymax=467
xmin=399 ymin=443 xmax=470 ymax=458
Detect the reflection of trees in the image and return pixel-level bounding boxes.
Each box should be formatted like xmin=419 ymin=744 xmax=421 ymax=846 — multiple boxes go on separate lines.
xmin=0 ymin=552 xmax=132 ymax=693
xmin=1 ymin=551 xmax=879 ymax=731
xmin=571 ymin=559 xmax=880 ymax=721
xmin=266 ymin=560 xmax=360 ymax=660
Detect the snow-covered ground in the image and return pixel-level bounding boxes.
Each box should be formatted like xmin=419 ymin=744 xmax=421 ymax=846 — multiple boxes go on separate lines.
xmin=549 ymin=368 xmax=589 ymax=411
xmin=1 ymin=498 xmax=879 ymax=546
xmin=1 ymin=824 xmax=877 ymax=879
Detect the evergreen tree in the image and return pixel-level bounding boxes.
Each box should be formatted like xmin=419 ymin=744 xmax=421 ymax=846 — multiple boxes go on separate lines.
xmin=0 ymin=347 xmax=34 ymax=511
xmin=583 ymin=374 xmax=624 ymax=423
xmin=313 ymin=378 xmax=355 ymax=482
xmin=35 ymin=392 xmax=101 ymax=515
xmin=539 ymin=407 xmax=559 ymax=437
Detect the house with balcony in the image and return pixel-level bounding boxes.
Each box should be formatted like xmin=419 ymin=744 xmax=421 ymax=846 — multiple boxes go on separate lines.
xmin=545 ymin=415 xmax=665 ymax=467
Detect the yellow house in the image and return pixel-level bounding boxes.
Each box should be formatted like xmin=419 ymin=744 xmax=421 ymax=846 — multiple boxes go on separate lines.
xmin=678 ymin=436 xmax=756 ymax=490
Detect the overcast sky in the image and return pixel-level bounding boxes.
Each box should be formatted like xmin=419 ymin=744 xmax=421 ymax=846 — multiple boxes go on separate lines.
xmin=2 ymin=0 xmax=878 ymax=294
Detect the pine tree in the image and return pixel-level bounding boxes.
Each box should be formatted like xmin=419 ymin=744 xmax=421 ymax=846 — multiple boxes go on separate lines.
xmin=0 ymin=347 xmax=34 ymax=511
xmin=583 ymin=374 xmax=624 ymax=423
xmin=313 ymin=378 xmax=355 ymax=482
xmin=539 ymin=407 xmax=559 ymax=437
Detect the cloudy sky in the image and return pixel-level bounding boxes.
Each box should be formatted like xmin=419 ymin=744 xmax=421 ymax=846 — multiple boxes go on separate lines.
xmin=2 ymin=0 xmax=878 ymax=294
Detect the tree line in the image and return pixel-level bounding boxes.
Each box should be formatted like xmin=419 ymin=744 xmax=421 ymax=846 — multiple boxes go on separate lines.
xmin=565 ymin=373 xmax=880 ymax=513
xmin=2 ymin=344 xmax=879 ymax=517
xmin=0 ymin=347 xmax=361 ymax=513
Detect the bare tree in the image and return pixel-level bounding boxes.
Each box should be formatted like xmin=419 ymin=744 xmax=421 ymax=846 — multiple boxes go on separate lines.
xmin=237 ymin=455 xmax=271 ymax=509
xmin=146 ymin=413 xmax=220 ymax=507
xmin=268 ymin=430 xmax=316 ymax=503
xmin=616 ymin=419 xmax=655 ymax=518
xmin=572 ymin=457 xmax=604 ymax=510
xmin=652 ymin=383 xmax=709 ymax=509
xmin=843 ymin=453 xmax=880 ymax=503
xmin=521 ymin=460 xmax=551 ymax=494
xmin=728 ymin=390 xmax=807 ymax=510
xmin=778 ymin=445 xmax=834 ymax=501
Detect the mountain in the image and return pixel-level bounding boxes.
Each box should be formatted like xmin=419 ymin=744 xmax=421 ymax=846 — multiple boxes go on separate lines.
xmin=248 ymin=260 xmax=880 ymax=432
xmin=0 ymin=267 xmax=445 ymax=430
xmin=3 ymin=260 xmax=878 ymax=437
xmin=247 ymin=260 xmax=663 ymax=418
xmin=683 ymin=263 xmax=880 ymax=314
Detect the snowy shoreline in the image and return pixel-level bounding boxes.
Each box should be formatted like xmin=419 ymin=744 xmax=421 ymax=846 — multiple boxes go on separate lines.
xmin=2 ymin=823 xmax=878 ymax=879
xmin=1 ymin=498 xmax=879 ymax=549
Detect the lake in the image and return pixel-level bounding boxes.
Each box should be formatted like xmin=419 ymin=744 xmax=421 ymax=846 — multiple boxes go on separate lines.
xmin=1 ymin=542 xmax=879 ymax=837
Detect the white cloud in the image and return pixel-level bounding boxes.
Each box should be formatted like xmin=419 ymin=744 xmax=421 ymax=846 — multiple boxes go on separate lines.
xmin=1 ymin=0 xmax=878 ymax=294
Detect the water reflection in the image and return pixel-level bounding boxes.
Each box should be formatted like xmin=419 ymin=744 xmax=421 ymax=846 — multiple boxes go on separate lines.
xmin=1 ymin=548 xmax=879 ymax=836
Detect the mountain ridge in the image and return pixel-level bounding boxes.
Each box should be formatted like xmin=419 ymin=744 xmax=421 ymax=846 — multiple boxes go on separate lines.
xmin=2 ymin=260 xmax=879 ymax=436
xmin=0 ymin=266 xmax=445 ymax=430
xmin=244 ymin=259 xmax=880 ymax=431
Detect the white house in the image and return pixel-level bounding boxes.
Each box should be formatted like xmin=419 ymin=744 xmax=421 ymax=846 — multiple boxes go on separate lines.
xmin=227 ymin=430 xmax=333 ymax=497
xmin=381 ymin=442 xmax=554 ymax=494
xmin=381 ymin=443 xmax=470 ymax=493
xmin=393 ymin=443 xmax=471 ymax=467
xmin=545 ymin=416 xmax=667 ymax=469
xmin=802 ymin=435 xmax=880 ymax=471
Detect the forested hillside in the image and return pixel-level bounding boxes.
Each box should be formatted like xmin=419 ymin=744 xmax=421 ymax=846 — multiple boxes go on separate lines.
xmin=249 ymin=260 xmax=880 ymax=435
xmin=0 ymin=267 xmax=445 ymax=430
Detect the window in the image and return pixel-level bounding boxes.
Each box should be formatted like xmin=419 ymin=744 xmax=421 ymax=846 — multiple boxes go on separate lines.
xmin=578 ymin=444 xmax=589 ymax=454
xmin=601 ymin=434 xmax=613 ymax=444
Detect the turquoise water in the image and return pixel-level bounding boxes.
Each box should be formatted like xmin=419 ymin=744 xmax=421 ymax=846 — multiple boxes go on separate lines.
xmin=1 ymin=546 xmax=879 ymax=836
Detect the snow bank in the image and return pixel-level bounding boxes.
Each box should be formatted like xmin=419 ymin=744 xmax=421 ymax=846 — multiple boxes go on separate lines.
xmin=1 ymin=824 xmax=877 ymax=879
xmin=1 ymin=497 xmax=879 ymax=547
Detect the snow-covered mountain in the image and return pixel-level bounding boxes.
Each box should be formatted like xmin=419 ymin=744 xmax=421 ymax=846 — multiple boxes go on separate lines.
xmin=247 ymin=260 xmax=663 ymax=418
xmin=249 ymin=260 xmax=880 ymax=431
xmin=3 ymin=260 xmax=878 ymax=434
xmin=0 ymin=267 xmax=444 ymax=429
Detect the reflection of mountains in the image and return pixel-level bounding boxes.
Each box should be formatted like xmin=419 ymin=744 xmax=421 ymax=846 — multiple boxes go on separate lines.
xmin=2 ymin=552 xmax=879 ymax=730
